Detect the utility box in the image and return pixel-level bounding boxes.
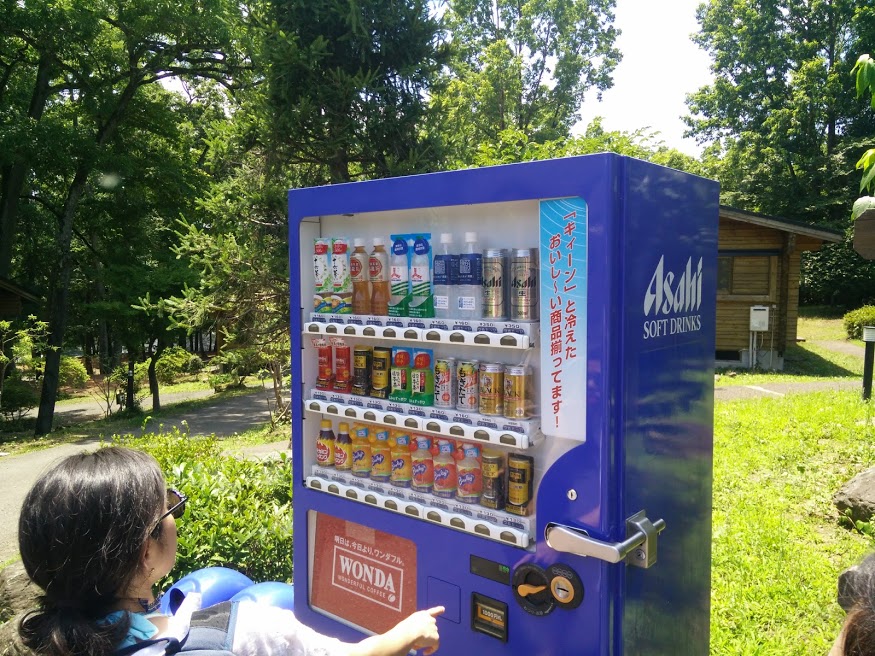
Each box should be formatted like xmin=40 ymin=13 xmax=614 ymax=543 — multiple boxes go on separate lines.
xmin=750 ymin=305 xmax=770 ymax=332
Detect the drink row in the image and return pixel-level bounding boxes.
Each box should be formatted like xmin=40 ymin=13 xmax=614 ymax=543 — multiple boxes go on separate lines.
xmin=313 ymin=233 xmax=539 ymax=322
xmin=313 ymin=337 xmax=537 ymax=419
xmin=315 ymin=419 xmax=534 ymax=516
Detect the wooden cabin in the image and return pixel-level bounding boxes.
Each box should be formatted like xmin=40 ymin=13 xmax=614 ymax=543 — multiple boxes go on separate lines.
xmin=716 ymin=206 xmax=843 ymax=369
xmin=0 ymin=276 xmax=40 ymax=319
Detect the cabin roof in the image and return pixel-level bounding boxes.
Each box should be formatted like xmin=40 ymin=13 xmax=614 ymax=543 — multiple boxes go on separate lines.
xmin=0 ymin=276 xmax=41 ymax=304
xmin=720 ymin=205 xmax=844 ymax=243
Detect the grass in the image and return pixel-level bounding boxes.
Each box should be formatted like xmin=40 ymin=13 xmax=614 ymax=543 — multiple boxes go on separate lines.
xmin=711 ymin=389 xmax=875 ymax=654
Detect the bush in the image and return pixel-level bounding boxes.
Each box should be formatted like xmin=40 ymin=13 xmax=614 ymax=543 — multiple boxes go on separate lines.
xmin=843 ymin=305 xmax=875 ymax=339
xmin=0 ymin=377 xmax=40 ymax=420
xmin=155 ymin=346 xmax=192 ymax=385
xmin=113 ymin=430 xmax=293 ymax=585
xmin=186 ymin=353 xmax=204 ymax=374
xmin=59 ymin=356 xmax=89 ymax=388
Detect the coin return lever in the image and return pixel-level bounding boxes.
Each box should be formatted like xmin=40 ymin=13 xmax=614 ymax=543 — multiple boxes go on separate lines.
xmin=545 ymin=510 xmax=666 ymax=569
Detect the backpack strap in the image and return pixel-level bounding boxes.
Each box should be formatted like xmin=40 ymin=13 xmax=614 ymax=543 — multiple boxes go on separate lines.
xmin=114 ymin=601 xmax=239 ymax=656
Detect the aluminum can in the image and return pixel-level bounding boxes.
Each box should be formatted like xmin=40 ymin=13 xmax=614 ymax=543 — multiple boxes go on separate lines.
xmin=503 ymin=365 xmax=533 ymax=419
xmin=510 ymin=248 xmax=538 ymax=322
xmin=482 ymin=248 xmax=507 ymax=320
xmin=433 ymin=357 xmax=457 ymax=408
xmin=478 ymin=363 xmax=504 ymax=416
xmin=480 ymin=452 xmax=506 ymax=510
xmin=370 ymin=346 xmax=392 ymax=398
xmin=506 ymin=453 xmax=534 ymax=516
xmin=456 ymin=360 xmax=479 ymax=412
xmin=351 ymin=346 xmax=372 ymax=396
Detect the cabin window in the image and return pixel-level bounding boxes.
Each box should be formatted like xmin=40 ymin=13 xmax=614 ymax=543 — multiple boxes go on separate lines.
xmin=717 ymin=255 xmax=772 ymax=296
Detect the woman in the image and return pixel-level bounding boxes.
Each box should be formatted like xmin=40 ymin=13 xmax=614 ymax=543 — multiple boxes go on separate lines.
xmin=18 ymin=447 xmax=442 ymax=656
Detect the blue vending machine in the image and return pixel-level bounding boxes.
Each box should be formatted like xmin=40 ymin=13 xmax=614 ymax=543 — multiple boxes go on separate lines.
xmin=288 ymin=154 xmax=718 ymax=655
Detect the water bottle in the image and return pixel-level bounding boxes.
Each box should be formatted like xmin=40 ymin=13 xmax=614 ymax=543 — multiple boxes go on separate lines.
xmin=457 ymin=232 xmax=483 ymax=320
xmin=433 ymin=233 xmax=458 ymax=320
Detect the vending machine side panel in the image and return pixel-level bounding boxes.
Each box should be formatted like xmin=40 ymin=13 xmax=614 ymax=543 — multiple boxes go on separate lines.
xmin=617 ymin=159 xmax=719 ymax=655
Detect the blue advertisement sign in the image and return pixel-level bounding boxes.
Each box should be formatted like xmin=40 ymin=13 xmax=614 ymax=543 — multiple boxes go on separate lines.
xmin=539 ymin=197 xmax=587 ymax=440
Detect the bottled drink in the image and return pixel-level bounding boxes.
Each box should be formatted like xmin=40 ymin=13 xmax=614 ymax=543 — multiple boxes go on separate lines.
xmin=350 ymin=238 xmax=371 ymax=315
xmin=456 ymin=443 xmax=483 ymax=503
xmin=334 ymin=421 xmax=352 ymax=470
xmin=408 ymin=236 xmax=433 ymax=318
xmin=351 ymin=424 xmax=371 ymax=478
xmin=370 ymin=429 xmax=392 ymax=482
xmin=388 ymin=237 xmax=410 ymax=317
xmin=390 ymin=432 xmax=412 ymax=487
xmin=433 ymin=233 xmax=458 ymax=320
xmin=457 ymin=232 xmax=483 ymax=320
xmin=411 ymin=436 xmax=434 ymax=493
xmin=369 ymin=238 xmax=389 ymax=316
xmin=432 ymin=439 xmax=457 ymax=499
xmin=316 ymin=419 xmax=335 ymax=468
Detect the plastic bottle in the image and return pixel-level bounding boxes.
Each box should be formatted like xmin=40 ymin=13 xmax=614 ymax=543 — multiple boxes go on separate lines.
xmin=456 ymin=443 xmax=483 ymax=503
xmin=411 ymin=436 xmax=434 ymax=493
xmin=370 ymin=428 xmax=392 ymax=482
xmin=390 ymin=432 xmax=412 ymax=487
xmin=369 ymin=238 xmax=390 ymax=316
xmin=350 ymin=238 xmax=371 ymax=315
xmin=388 ymin=237 xmax=410 ymax=317
xmin=315 ymin=419 xmax=335 ymax=468
xmin=433 ymin=233 xmax=458 ymax=320
xmin=334 ymin=421 xmax=352 ymax=471
xmin=351 ymin=424 xmax=371 ymax=478
xmin=432 ymin=439 xmax=457 ymax=498
xmin=457 ymin=232 xmax=483 ymax=320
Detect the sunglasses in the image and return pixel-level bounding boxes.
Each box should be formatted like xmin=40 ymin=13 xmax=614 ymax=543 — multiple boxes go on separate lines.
xmin=152 ymin=488 xmax=187 ymax=534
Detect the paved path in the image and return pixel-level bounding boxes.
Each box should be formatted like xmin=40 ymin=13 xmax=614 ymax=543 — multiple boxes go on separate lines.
xmin=0 ymin=389 xmax=290 ymax=565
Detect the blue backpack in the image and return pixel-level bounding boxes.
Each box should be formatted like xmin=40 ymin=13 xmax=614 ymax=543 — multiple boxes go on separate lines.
xmin=114 ymin=601 xmax=238 ymax=656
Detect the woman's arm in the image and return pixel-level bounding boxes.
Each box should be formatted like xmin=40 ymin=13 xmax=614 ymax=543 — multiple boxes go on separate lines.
xmin=346 ymin=606 xmax=444 ymax=656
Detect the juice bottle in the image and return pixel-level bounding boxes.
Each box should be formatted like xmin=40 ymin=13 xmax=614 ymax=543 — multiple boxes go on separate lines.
xmin=351 ymin=424 xmax=372 ymax=478
xmin=456 ymin=443 xmax=483 ymax=503
xmin=334 ymin=421 xmax=353 ymax=471
xmin=369 ymin=238 xmax=390 ymax=316
xmin=433 ymin=439 xmax=457 ymax=498
xmin=411 ymin=436 xmax=434 ymax=493
xmin=370 ymin=428 xmax=392 ymax=482
xmin=350 ymin=238 xmax=371 ymax=315
xmin=390 ymin=431 xmax=412 ymax=488
xmin=315 ymin=419 xmax=335 ymax=468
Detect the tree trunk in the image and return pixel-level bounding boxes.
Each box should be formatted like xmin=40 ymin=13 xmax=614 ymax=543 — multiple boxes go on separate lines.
xmin=34 ymin=164 xmax=90 ymax=436
xmin=126 ymin=355 xmax=135 ymax=411
xmin=148 ymin=337 xmax=166 ymax=412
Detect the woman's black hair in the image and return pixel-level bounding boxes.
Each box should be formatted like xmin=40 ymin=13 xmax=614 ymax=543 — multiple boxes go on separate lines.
xmin=17 ymin=447 xmax=166 ymax=656
xmin=839 ymin=553 xmax=875 ymax=655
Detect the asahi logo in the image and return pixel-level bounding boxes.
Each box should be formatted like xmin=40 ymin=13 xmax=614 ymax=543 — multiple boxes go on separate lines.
xmin=643 ymin=255 xmax=703 ymax=339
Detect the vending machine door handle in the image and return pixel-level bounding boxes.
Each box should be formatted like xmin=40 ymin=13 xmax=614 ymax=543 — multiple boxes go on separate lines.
xmin=545 ymin=511 xmax=666 ymax=569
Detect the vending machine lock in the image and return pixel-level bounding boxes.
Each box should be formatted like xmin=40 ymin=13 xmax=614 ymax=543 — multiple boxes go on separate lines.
xmin=544 ymin=510 xmax=666 ymax=569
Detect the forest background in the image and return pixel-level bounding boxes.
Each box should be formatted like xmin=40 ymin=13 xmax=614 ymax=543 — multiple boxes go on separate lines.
xmin=2 ymin=0 xmax=875 ymax=435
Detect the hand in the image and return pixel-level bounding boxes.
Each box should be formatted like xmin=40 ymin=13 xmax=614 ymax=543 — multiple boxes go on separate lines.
xmin=398 ymin=606 xmax=444 ymax=655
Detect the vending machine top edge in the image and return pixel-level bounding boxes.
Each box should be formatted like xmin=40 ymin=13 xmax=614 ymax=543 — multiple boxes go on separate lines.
xmin=288 ymin=154 xmax=719 ymax=655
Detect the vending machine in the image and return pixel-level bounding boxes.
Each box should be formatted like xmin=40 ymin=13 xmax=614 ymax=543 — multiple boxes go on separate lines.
xmin=288 ymin=154 xmax=718 ymax=655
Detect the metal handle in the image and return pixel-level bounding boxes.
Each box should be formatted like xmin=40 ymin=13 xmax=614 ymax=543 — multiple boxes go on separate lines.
xmin=545 ymin=510 xmax=666 ymax=569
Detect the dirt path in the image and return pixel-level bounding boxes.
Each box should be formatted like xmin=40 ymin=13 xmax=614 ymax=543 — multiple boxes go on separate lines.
xmin=0 ymin=389 xmax=289 ymax=565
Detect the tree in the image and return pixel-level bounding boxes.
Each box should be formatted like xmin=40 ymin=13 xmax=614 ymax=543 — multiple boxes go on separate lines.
xmin=0 ymin=0 xmax=252 ymax=434
xmin=0 ymin=316 xmax=49 ymax=415
xmin=434 ymin=0 xmax=621 ymax=166
xmin=853 ymin=53 xmax=875 ymax=216
xmin=686 ymin=0 xmax=875 ymax=307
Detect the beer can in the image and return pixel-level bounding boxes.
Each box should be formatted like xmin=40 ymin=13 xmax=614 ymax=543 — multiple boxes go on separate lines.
xmin=480 ymin=451 xmax=506 ymax=510
xmin=478 ymin=363 xmax=504 ymax=416
xmin=433 ymin=357 xmax=457 ymax=408
xmin=510 ymin=248 xmax=539 ymax=322
xmin=482 ymin=248 xmax=507 ymax=320
xmin=351 ymin=346 xmax=372 ymax=396
xmin=506 ymin=453 xmax=534 ymax=516
xmin=503 ymin=365 xmax=533 ymax=419
xmin=456 ymin=360 xmax=479 ymax=412
xmin=370 ymin=346 xmax=392 ymax=398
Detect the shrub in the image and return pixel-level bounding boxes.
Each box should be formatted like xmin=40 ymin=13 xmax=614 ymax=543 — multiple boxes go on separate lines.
xmin=58 ymin=356 xmax=89 ymax=388
xmin=186 ymin=353 xmax=204 ymax=374
xmin=843 ymin=305 xmax=875 ymax=339
xmin=155 ymin=346 xmax=192 ymax=385
xmin=113 ymin=429 xmax=293 ymax=585
xmin=0 ymin=377 xmax=40 ymax=421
